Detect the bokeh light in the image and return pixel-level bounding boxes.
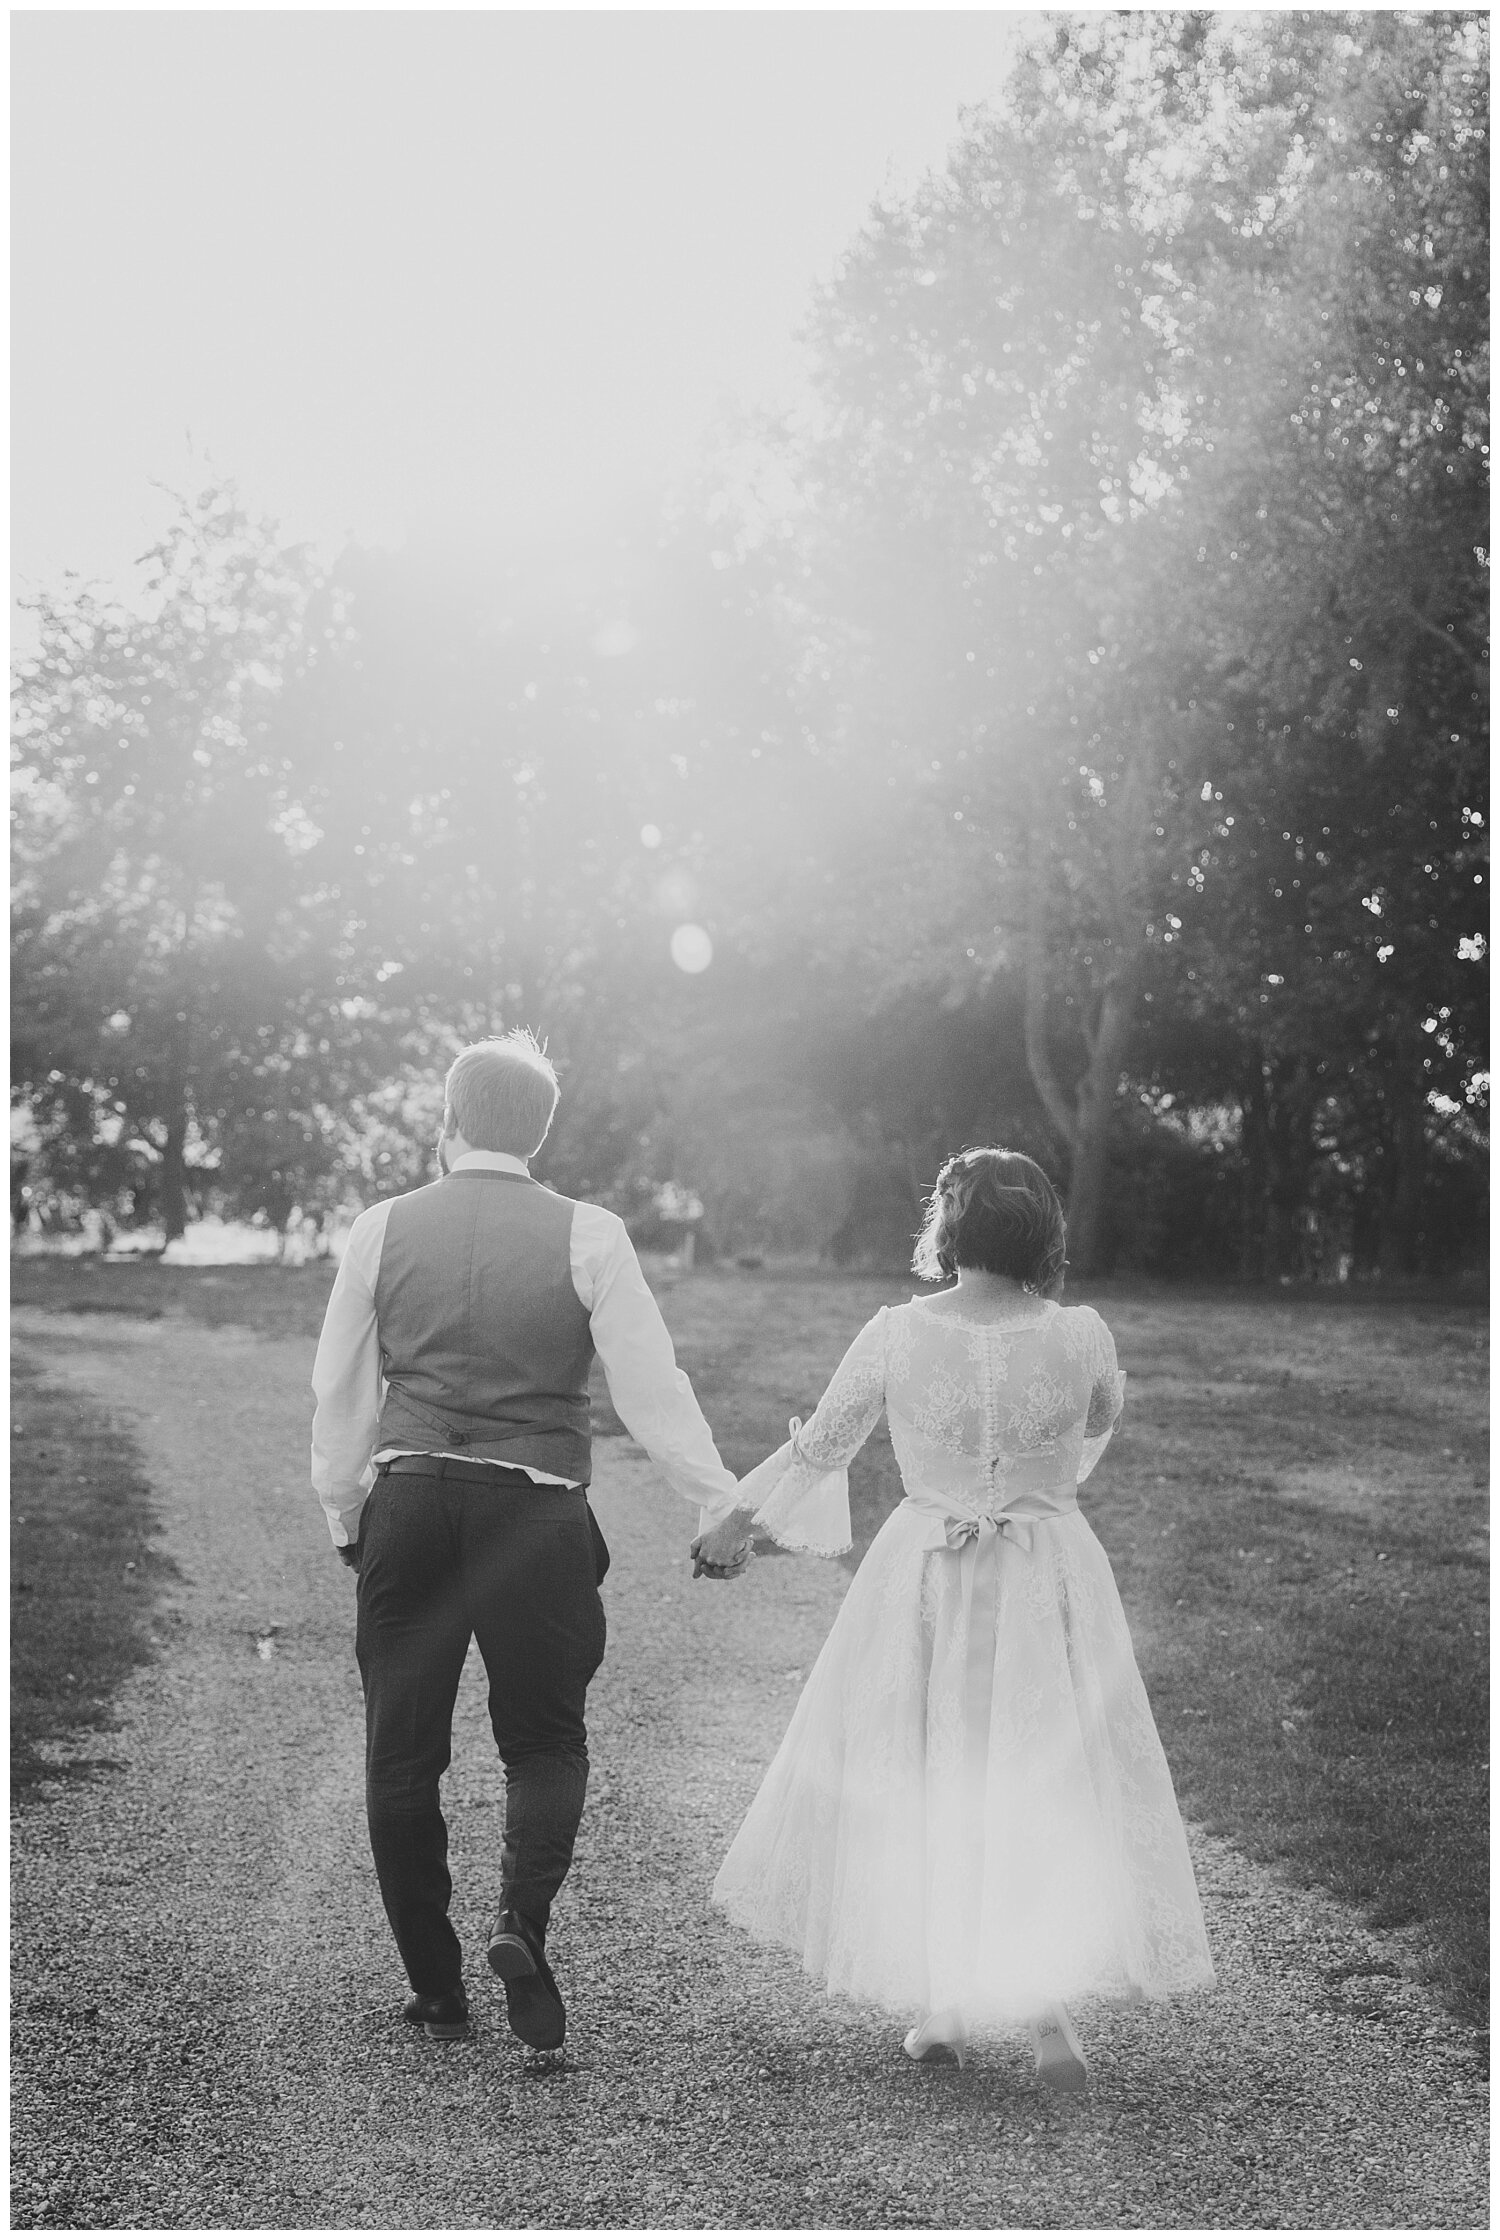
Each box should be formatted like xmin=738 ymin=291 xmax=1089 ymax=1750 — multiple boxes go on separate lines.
xmin=670 ymin=923 xmax=713 ymax=974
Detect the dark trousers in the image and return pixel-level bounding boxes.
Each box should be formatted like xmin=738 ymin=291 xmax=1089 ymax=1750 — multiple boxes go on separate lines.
xmin=354 ymin=1469 xmax=608 ymax=1996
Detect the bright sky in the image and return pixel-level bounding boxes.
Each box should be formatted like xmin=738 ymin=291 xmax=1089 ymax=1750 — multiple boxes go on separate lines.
xmin=14 ymin=9 xmax=1034 ymax=602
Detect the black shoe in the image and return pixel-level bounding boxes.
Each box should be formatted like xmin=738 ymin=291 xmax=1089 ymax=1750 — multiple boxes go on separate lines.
xmin=402 ymin=1986 xmax=470 ymax=2041
xmin=486 ymin=1910 xmax=566 ymax=2051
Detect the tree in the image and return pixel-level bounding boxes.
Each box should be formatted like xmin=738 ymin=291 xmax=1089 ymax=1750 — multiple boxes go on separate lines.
xmin=239 ymin=515 xmax=788 ymax=1222
xmin=12 ymin=485 xmax=334 ymax=1237
xmin=1156 ymin=11 xmax=1489 ymax=1272
xmin=698 ymin=10 xmax=1486 ymax=1272
xmin=699 ymin=15 xmax=1251 ymax=1267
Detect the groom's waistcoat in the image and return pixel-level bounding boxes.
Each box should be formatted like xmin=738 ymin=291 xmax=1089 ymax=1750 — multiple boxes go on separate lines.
xmin=373 ymin=1171 xmax=594 ymax=1484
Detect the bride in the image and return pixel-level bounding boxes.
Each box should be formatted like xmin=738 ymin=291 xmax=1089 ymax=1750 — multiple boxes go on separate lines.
xmin=692 ymin=1147 xmax=1215 ymax=2089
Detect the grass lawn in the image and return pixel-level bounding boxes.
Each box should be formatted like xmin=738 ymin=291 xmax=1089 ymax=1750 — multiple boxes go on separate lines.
xmin=11 ymin=1349 xmax=179 ymax=1799
xmin=11 ymin=1254 xmax=1488 ymax=2031
xmin=657 ymin=1268 xmax=1489 ymax=2032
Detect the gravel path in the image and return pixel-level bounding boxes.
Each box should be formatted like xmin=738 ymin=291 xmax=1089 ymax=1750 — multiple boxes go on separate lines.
xmin=11 ymin=1308 xmax=1488 ymax=2231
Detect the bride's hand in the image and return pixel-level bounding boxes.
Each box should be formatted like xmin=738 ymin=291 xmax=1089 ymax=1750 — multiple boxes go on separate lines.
xmin=691 ymin=1505 xmax=757 ymax=1580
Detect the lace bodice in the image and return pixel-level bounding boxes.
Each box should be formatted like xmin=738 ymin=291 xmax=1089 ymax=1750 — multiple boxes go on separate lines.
xmin=736 ymin=1297 xmax=1125 ymax=1555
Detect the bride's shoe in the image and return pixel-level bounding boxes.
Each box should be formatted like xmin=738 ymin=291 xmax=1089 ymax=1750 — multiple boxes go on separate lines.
xmin=1029 ymin=2004 xmax=1087 ymax=2094
xmin=903 ymin=2009 xmax=968 ymax=2068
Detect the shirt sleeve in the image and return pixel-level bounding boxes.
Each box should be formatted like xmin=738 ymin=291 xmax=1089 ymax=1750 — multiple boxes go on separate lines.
xmin=573 ymin=1206 xmax=741 ymax=1522
xmin=310 ymin=1204 xmax=390 ymax=1547
xmin=731 ymin=1307 xmax=889 ymax=1557
xmin=1078 ymin=1307 xmax=1126 ymax=1483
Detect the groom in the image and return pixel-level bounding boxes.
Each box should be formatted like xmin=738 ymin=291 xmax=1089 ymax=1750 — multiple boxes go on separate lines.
xmin=311 ymin=1031 xmax=751 ymax=2050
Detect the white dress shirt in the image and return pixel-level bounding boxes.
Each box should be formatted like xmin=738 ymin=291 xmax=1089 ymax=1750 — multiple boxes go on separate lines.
xmin=311 ymin=1150 xmax=742 ymax=1547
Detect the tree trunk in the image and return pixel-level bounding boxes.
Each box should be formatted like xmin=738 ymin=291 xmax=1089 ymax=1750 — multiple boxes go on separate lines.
xmin=1022 ymin=850 xmax=1080 ymax=1155
xmin=1238 ymin=1060 xmax=1270 ymax=1280
xmin=1384 ymin=1084 xmax=1428 ymax=1276
xmin=162 ymin=932 xmax=196 ymax=1247
xmin=1019 ymin=793 xmax=1147 ymax=1281
xmin=1255 ymin=1055 xmax=1318 ymax=1280
xmin=1063 ymin=1102 xmax=1109 ymax=1278
xmin=1262 ymin=1196 xmax=1302 ymax=1282
xmin=1065 ymin=963 xmax=1141 ymax=1278
xmin=1023 ymin=911 xmax=1142 ymax=1277
xmin=161 ymin=1109 xmax=189 ymax=1243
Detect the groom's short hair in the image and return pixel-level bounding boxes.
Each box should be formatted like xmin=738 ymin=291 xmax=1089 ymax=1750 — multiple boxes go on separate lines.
xmin=445 ymin=1031 xmax=560 ymax=1157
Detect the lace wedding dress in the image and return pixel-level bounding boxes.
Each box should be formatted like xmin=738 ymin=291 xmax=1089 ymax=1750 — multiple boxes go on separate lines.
xmin=712 ymin=1296 xmax=1216 ymax=2030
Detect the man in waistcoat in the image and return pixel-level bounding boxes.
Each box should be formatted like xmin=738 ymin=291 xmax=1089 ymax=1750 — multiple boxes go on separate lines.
xmin=311 ymin=1032 xmax=750 ymax=2051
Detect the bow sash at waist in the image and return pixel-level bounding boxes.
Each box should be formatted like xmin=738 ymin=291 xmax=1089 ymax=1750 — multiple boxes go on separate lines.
xmin=901 ymin=1489 xmax=1079 ymax=1554
xmin=901 ymin=1492 xmax=1079 ymax=1773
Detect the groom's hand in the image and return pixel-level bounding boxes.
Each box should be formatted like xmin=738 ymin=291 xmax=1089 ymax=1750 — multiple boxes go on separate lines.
xmin=691 ymin=1506 xmax=756 ymax=1580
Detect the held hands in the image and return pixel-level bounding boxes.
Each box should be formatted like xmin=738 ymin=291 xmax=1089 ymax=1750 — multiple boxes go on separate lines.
xmin=691 ymin=1504 xmax=758 ymax=1581
xmin=337 ymin=1544 xmax=360 ymax=1572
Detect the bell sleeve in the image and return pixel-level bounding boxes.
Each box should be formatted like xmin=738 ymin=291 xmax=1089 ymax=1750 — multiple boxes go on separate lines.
xmin=1077 ymin=1308 xmax=1127 ymax=1485
xmin=724 ymin=1306 xmax=890 ymax=1557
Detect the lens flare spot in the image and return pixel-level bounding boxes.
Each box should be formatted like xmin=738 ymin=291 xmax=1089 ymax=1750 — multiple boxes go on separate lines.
xmin=670 ymin=923 xmax=713 ymax=974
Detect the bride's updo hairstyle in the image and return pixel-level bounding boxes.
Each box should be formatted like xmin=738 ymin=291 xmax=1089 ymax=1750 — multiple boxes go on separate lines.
xmin=912 ymin=1148 xmax=1067 ymax=1296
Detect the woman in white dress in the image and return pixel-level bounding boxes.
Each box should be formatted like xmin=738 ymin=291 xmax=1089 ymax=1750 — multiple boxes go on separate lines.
xmin=692 ymin=1149 xmax=1215 ymax=2089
